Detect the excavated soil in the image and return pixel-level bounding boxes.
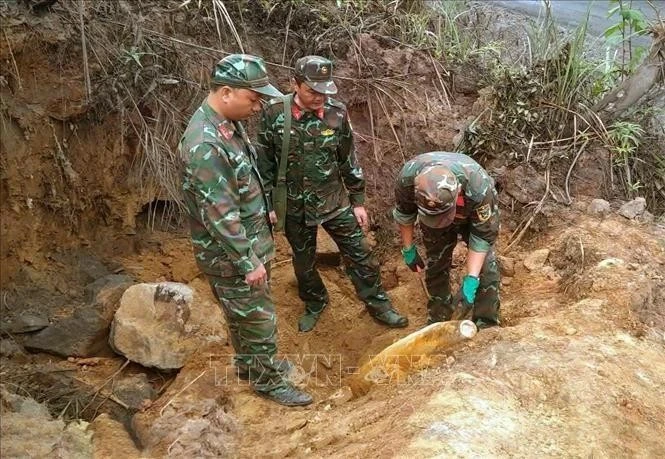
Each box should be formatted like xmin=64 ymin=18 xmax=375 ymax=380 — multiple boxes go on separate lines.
xmin=5 ymin=208 xmax=664 ymax=457
xmin=118 ymin=209 xmax=665 ymax=458
xmin=2 ymin=2 xmax=665 ymax=458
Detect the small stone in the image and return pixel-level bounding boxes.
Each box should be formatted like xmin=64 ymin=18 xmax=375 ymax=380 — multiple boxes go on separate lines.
xmin=565 ymin=327 xmax=577 ymax=336
xmin=497 ymin=255 xmax=516 ymax=277
xmin=597 ymin=258 xmax=625 ymax=269
xmin=544 ymin=267 xmax=561 ymax=282
xmin=618 ymin=197 xmax=646 ymax=219
xmin=113 ymin=373 xmax=157 ymax=411
xmin=0 ymin=339 xmax=24 ymax=357
xmin=329 ymin=386 xmax=353 ymax=406
xmin=501 ymin=277 xmax=512 ymax=286
xmin=446 ymin=356 xmax=455 ymax=365
xmin=523 ymin=249 xmax=550 ymax=271
xmin=639 ymin=211 xmax=655 ymax=223
xmin=587 ymin=199 xmax=610 ymax=216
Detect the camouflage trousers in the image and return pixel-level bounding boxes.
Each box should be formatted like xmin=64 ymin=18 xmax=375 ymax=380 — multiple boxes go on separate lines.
xmin=421 ymin=224 xmax=500 ymax=325
xmin=206 ymin=264 xmax=286 ymax=393
xmin=285 ymin=206 xmax=393 ymax=315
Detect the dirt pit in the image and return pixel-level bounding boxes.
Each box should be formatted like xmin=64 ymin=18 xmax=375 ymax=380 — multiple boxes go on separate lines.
xmin=4 ymin=204 xmax=664 ymax=458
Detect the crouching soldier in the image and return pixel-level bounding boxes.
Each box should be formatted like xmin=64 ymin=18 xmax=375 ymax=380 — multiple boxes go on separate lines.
xmin=393 ymin=152 xmax=501 ymax=328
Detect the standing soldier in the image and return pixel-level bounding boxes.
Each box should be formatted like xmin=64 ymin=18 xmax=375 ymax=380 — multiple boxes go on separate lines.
xmin=257 ymin=55 xmax=408 ymax=332
xmin=393 ymin=152 xmax=501 ymax=328
xmin=180 ymin=54 xmax=312 ymax=406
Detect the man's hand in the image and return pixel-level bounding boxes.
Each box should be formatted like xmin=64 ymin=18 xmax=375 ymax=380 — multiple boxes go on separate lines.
xmin=269 ymin=210 xmax=278 ymax=225
xmin=460 ymin=274 xmax=480 ymax=303
xmin=353 ymin=206 xmax=368 ymax=229
xmin=451 ymin=275 xmax=479 ymax=320
xmin=401 ymin=244 xmax=425 ymax=273
xmin=245 ymin=263 xmax=267 ymax=286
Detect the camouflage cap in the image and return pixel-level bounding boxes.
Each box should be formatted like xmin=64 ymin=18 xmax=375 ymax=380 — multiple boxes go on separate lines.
xmin=211 ymin=54 xmax=283 ymax=97
xmin=414 ymin=166 xmax=460 ymax=228
xmin=293 ymin=55 xmax=338 ymax=95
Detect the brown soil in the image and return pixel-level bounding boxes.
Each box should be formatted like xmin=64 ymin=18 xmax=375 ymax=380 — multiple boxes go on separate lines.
xmin=2 ymin=1 xmax=665 ymax=458
xmin=69 ymin=210 xmax=665 ymax=458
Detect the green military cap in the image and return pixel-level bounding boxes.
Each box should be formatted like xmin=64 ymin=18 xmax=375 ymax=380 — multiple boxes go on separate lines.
xmin=293 ymin=55 xmax=338 ymax=95
xmin=211 ymin=54 xmax=283 ymax=97
xmin=414 ymin=165 xmax=460 ymax=228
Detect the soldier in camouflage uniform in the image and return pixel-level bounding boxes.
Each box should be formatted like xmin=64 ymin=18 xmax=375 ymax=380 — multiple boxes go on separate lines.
xmin=393 ymin=152 xmax=501 ymax=328
xmin=179 ymin=54 xmax=312 ymax=406
xmin=257 ymin=55 xmax=408 ymax=332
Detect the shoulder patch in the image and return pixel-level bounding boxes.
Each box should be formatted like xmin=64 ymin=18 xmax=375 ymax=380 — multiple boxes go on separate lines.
xmin=475 ymin=203 xmax=492 ymax=223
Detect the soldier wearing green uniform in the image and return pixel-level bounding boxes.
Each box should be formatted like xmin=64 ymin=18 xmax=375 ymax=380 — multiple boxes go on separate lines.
xmin=393 ymin=152 xmax=501 ymax=328
xmin=257 ymin=55 xmax=408 ymax=332
xmin=179 ymin=54 xmax=312 ymax=406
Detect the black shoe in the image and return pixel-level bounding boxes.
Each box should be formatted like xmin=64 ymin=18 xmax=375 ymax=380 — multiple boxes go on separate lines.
xmin=236 ymin=358 xmax=294 ymax=381
xmin=257 ymin=384 xmax=313 ymax=407
xmin=474 ymin=318 xmax=499 ymax=329
xmin=298 ymin=305 xmax=327 ymax=332
xmin=371 ymin=309 xmax=408 ymax=328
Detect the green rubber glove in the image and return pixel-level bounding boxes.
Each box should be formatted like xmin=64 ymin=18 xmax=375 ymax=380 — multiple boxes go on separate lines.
xmin=461 ymin=275 xmax=480 ymax=304
xmin=401 ymin=244 xmax=425 ymax=272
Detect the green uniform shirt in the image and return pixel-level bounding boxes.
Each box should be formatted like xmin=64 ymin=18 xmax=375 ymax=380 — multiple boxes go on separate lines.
xmin=256 ymin=94 xmax=365 ymax=226
xmin=180 ymin=101 xmax=274 ymax=276
xmin=393 ymin=152 xmax=500 ymax=253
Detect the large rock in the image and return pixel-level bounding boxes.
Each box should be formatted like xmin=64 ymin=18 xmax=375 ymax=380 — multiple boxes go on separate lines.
xmin=0 ymin=386 xmax=93 ymax=459
xmin=25 ymin=308 xmax=114 ymax=357
xmin=90 ymin=414 xmax=141 ymax=459
xmin=618 ymin=197 xmax=646 ymax=219
xmin=109 ymin=282 xmax=204 ymax=370
xmin=132 ymin=367 xmax=238 ymax=457
xmin=25 ymin=275 xmax=133 ymax=358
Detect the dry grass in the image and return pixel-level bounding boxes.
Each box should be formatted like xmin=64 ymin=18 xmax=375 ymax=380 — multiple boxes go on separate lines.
xmin=46 ymin=0 xmax=472 ymax=211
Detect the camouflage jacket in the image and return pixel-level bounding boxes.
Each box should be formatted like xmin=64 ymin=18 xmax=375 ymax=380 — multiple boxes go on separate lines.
xmin=180 ymin=100 xmax=274 ymax=277
xmin=256 ymin=94 xmax=365 ymax=226
xmin=393 ymin=152 xmax=500 ymax=252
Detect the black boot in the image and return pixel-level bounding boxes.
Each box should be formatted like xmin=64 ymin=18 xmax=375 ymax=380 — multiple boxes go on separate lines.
xmin=371 ymin=308 xmax=408 ymax=328
xmin=298 ymin=304 xmax=327 ymax=332
xmin=257 ymin=383 xmax=313 ymax=407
